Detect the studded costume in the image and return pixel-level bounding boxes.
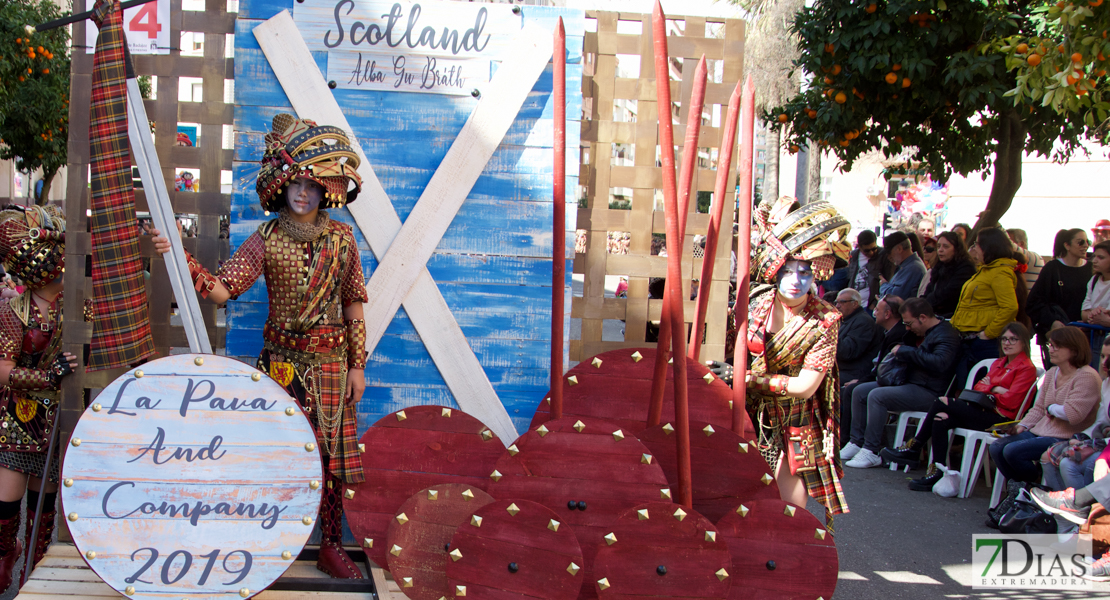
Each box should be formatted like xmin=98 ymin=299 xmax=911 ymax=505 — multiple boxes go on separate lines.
xmin=742 ymin=196 xmax=851 ymax=526
xmin=182 ymin=114 xmax=367 ymax=578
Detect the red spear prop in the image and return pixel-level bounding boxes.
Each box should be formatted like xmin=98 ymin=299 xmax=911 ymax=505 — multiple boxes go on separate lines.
xmin=732 ymin=75 xmax=756 ymax=434
xmin=550 ymin=19 xmax=567 ymax=421
xmin=689 ymin=80 xmax=742 ymax=361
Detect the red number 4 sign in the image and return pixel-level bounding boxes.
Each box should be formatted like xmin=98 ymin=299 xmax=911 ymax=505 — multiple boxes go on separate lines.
xmin=128 ymin=2 xmax=162 ymax=39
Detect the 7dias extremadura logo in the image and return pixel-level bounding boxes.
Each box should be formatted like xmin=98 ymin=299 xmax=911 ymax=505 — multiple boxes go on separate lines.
xmin=973 ymin=534 xmax=1103 ymax=589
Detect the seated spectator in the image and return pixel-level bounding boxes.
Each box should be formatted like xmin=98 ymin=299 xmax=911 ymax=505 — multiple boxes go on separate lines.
xmin=952 ymin=223 xmax=972 ymax=244
xmin=917 ymin=219 xmax=936 ymax=241
xmin=1030 ymin=460 xmax=1110 ymax=579
xmin=883 ymin=322 xmax=1038 ymax=489
xmin=840 ymin=295 xmax=907 ymax=444
xmin=1082 ymin=240 xmax=1110 ymax=325
xmin=989 ymin=326 xmax=1101 ymax=484
xmin=835 ymin=289 xmax=883 ymax=385
xmin=1042 ymin=337 xmax=1110 ymax=491
xmin=922 ymin=231 xmax=976 ymax=318
xmin=845 ymin=229 xmax=883 ymax=310
xmin=1007 ymin=228 xmax=1044 ymax=290
xmin=879 ymin=231 xmax=927 ymax=300
xmin=842 ymin=298 xmax=961 ymax=468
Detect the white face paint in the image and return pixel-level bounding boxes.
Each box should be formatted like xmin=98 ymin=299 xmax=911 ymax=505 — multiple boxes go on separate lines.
xmin=286 ymin=177 xmax=324 ymax=220
xmin=776 ymin=260 xmax=815 ymax=300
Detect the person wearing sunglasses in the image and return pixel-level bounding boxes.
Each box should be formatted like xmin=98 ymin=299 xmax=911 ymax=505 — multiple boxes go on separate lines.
xmin=1028 ymin=228 xmax=1093 ymax=360
xmin=920 ymin=231 xmax=975 ymax=319
xmin=844 ymin=229 xmax=888 ymax=310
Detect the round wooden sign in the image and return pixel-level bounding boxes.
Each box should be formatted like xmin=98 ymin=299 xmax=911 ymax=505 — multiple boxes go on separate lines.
xmin=715 ymin=499 xmax=838 ymax=600
xmin=487 ymin=417 xmax=669 ymax=599
xmin=60 ymin=354 xmax=323 ymax=600
xmin=446 ymin=499 xmax=584 ymax=600
xmin=386 ymin=484 xmax=496 ymax=600
xmin=591 ymin=502 xmax=731 ymax=600
xmin=529 ymin=348 xmax=753 ymax=437
xmin=637 ymin=421 xmax=778 ymax=523
xmin=345 ymin=406 xmax=505 ymax=570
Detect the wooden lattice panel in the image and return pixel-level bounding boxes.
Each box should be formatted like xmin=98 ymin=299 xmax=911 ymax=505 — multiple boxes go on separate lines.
xmin=573 ymin=11 xmax=745 ymax=363
xmin=61 ymin=0 xmax=234 ymax=469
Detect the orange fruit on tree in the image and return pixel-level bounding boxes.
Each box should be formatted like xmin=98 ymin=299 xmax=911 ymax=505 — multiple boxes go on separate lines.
xmin=1092 ymin=0 xmax=1103 ymax=6
xmin=885 ymin=72 xmax=898 ymax=84
xmin=902 ymin=77 xmax=912 ymax=88
xmin=17 ymin=76 xmax=23 ymax=82
xmin=824 ymin=76 xmax=834 ymax=85
xmin=806 ymin=109 xmax=818 ymax=118
xmin=37 ymin=46 xmax=43 ymax=53
xmin=892 ymin=93 xmax=899 ymax=99
xmin=1058 ymin=44 xmax=1067 ymax=53
xmin=1027 ymin=53 xmax=1042 ymax=66
xmin=1067 ymin=74 xmax=1078 ymax=84
xmin=42 ymin=68 xmax=48 ymax=74
xmin=790 ymin=145 xmax=800 ymax=153
xmin=894 ymin=135 xmax=903 ymax=143
xmin=1099 ymin=52 xmax=1107 ymax=60
xmin=839 ymin=140 xmax=850 ymax=147
xmin=778 ymin=113 xmax=789 ymax=122
xmin=1016 ymin=43 xmax=1029 ymax=54
xmin=825 ymin=43 xmax=835 ymax=53
xmin=892 ymin=63 xmax=901 ymax=71
xmin=1099 ymin=69 xmax=1107 ymax=76
xmin=835 ymin=91 xmax=847 ymax=103
xmin=1073 ymin=52 xmax=1084 ymax=62
xmin=832 ymin=64 xmax=842 ymax=75
xmin=26 ymin=68 xmax=31 ymax=74
xmin=866 ymin=3 xmax=877 ymax=12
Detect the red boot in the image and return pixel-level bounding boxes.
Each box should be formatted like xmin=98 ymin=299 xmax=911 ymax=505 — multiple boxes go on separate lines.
xmin=18 ymin=503 xmax=56 ymax=587
xmin=315 ymin=475 xmax=362 ymax=579
xmin=0 ymin=513 xmax=22 ymax=592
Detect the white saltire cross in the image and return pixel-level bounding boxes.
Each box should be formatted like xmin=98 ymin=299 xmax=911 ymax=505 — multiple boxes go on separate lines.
xmin=254 ymin=11 xmax=554 ymax=444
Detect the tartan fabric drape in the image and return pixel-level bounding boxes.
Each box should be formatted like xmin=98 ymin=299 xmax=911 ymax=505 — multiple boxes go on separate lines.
xmin=87 ymin=0 xmax=155 ymax=371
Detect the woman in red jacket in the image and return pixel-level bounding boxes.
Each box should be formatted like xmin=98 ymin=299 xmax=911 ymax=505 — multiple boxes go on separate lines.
xmin=882 ymin=322 xmax=1039 ymax=490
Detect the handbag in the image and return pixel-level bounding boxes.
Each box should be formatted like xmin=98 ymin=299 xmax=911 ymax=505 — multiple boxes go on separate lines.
xmin=998 ymin=490 xmax=1058 ymax=534
xmin=784 ymin=426 xmax=818 ymax=475
xmin=876 ymin=353 xmax=908 ymax=387
xmin=957 ymin=389 xmax=996 ymax=410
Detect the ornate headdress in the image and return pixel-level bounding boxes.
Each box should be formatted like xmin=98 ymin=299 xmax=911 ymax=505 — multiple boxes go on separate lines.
xmin=256 ymin=114 xmax=363 ymax=212
xmin=751 ymin=196 xmax=851 ymax=283
xmin=0 ymin=205 xmax=66 ymax=290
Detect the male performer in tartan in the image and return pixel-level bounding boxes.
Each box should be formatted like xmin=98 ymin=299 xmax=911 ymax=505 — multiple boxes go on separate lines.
xmin=154 ymin=114 xmax=368 ymax=578
xmin=0 ymin=206 xmax=78 ymax=590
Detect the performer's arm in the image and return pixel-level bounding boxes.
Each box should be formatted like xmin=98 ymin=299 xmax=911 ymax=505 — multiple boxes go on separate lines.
xmin=152 ymin=228 xmax=265 ymax=304
xmin=344 ymin=303 xmax=366 ymax=406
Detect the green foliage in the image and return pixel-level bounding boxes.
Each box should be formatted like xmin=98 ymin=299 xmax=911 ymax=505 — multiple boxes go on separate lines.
xmin=0 ymin=0 xmax=71 ymax=190
xmin=763 ymin=0 xmax=1097 ymax=186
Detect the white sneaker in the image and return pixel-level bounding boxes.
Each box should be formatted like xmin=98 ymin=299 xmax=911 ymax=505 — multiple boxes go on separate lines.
xmin=839 ymin=442 xmax=862 ymax=461
xmin=845 ymin=448 xmax=882 ymax=468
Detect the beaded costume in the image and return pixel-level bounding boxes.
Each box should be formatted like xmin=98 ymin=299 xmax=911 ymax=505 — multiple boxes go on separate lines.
xmin=742 ymin=196 xmax=851 ymax=525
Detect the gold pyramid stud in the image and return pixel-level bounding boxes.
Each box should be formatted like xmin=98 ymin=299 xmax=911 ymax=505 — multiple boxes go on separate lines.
xmin=631 ymin=351 xmax=643 ymax=362
xmin=507 ymin=444 xmax=520 ymax=456
xmin=548 ymin=519 xmax=560 ymax=532
xmin=471 ymin=515 xmax=483 ymax=527
xmin=402 ymin=577 xmax=414 ymax=588
xmin=662 ymin=423 xmax=675 ymax=435
xmin=612 ymin=429 xmax=625 ymax=441
xmin=442 ymin=407 xmax=453 ymax=417
xmin=761 ymin=473 xmax=774 ymax=485
xmin=428 ymin=489 xmax=439 ymax=501
xmin=536 ymin=425 xmax=549 ymax=437
xmin=737 ymin=442 xmax=749 ymax=453
xmin=396 ymin=410 xmax=407 ymax=421
xmin=358 ymin=443 xmax=366 ymax=453
xmin=737 ymin=504 xmax=749 ymax=517
xmin=673 ymin=508 xmax=687 ymax=521
xmin=637 ymin=509 xmax=650 ymax=520
xmin=604 ymin=532 xmax=617 ymax=545
xmin=567 ymin=562 xmax=580 ymax=575
xmin=506 ymin=503 xmax=520 ymax=516
xmin=344 ymin=489 xmax=356 ymax=499
xmin=597 ymin=578 xmax=610 ymax=591
xmin=729 ymin=400 xmax=734 ymax=409
xmin=396 ymin=513 xmax=409 ymax=525
xmin=705 ymin=531 xmax=717 ymax=542
xmin=364 ymin=538 xmax=374 ymax=548
xmin=668 ymin=357 xmax=673 ymax=364
xmin=573 ymin=420 xmax=586 ymax=432
xmin=660 ymin=488 xmax=672 ymax=499
xmin=490 ymin=470 xmax=502 ymax=482
xmin=784 ymin=505 xmax=796 ymax=517
xmin=462 ymin=489 xmax=475 ymax=500
xmin=641 ymin=453 xmax=653 ymax=464
xmin=567 ymin=375 xmax=579 ymax=385
xmin=481 ymin=429 xmax=494 ymax=441
xmin=456 ymin=585 xmax=467 ymax=597
xmin=703 ymin=424 xmax=715 ymax=436
xmin=390 ymin=544 xmax=403 ymax=556
xmin=592 ymin=357 xmax=603 ymax=368
xmin=815 ymin=528 xmax=827 ymax=540
xmin=703 ymin=372 xmax=715 ymax=384
xmin=450 ymin=549 xmax=463 ymax=561
xmin=715 ymin=568 xmax=729 ymax=581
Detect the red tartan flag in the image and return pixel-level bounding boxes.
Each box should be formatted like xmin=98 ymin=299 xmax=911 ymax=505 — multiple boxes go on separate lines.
xmin=87 ymin=0 xmax=155 ymax=371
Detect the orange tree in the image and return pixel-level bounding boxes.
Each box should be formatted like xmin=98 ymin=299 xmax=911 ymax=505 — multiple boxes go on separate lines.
xmin=0 ymin=0 xmax=69 ymax=204
xmin=764 ymin=0 xmax=1102 ymax=231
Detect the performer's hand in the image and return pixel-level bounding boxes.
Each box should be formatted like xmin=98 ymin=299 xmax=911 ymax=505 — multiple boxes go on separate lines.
xmin=62 ymin=352 xmax=79 ymax=371
xmin=150 ymin=228 xmax=173 ymax=254
xmin=345 ymin=368 xmax=365 ymax=406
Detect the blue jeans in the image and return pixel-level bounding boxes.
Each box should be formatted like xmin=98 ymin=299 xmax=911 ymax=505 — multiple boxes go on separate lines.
xmin=989 ymin=431 xmax=1066 ymax=484
xmin=1043 ymin=451 xmax=1100 ymax=491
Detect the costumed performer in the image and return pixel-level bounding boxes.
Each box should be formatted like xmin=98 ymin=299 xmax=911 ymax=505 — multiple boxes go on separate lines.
xmin=153 ymin=114 xmax=368 ymax=578
xmin=0 ymin=206 xmax=77 ymax=589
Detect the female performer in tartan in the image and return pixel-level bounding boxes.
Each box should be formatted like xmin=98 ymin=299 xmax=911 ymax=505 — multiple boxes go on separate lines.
xmin=0 ymin=206 xmax=77 ymax=590
xmin=154 ymin=114 xmax=368 ymax=578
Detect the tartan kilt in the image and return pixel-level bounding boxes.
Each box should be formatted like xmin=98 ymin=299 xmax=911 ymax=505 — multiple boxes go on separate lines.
xmin=258 ymin=349 xmax=364 ymax=484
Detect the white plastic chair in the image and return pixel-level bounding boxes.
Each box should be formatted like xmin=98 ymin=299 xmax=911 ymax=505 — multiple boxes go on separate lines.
xmin=956 ymin=367 xmax=1044 ymax=499
xmin=886 ymin=368 xmax=974 ymax=471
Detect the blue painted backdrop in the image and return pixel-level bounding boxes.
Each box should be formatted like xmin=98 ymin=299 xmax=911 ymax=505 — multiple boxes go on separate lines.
xmin=231 ymin=0 xmax=583 ymax=437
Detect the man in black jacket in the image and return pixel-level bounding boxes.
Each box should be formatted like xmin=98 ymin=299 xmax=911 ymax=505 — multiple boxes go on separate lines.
xmin=835 ymin=288 xmax=882 ymax=383
xmin=841 ymin=298 xmax=961 ymax=468
xmin=840 ymin=295 xmax=909 ymax=443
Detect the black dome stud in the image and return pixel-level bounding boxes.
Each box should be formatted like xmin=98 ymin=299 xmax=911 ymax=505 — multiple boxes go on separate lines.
xmin=508 ymin=562 xmax=519 ymax=573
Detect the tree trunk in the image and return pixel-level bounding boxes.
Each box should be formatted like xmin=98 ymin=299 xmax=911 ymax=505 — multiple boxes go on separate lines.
xmin=806 ymin=140 xmax=821 ymax=204
xmin=36 ymin=166 xmax=57 ymax=206
xmin=971 ymin=109 xmax=1026 ymax=237
xmin=763 ymin=127 xmax=779 ymax=202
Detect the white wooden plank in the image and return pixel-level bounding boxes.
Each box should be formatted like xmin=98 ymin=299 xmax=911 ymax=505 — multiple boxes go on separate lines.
xmin=252 ymin=11 xmax=520 ymax=444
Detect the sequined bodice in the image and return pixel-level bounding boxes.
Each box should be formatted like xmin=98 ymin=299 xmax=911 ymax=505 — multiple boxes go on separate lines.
xmin=262 ymin=229 xmax=343 ymax=328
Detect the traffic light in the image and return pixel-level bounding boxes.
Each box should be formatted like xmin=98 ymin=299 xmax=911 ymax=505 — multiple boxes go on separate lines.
xmin=882 ymin=213 xmax=893 ymax=233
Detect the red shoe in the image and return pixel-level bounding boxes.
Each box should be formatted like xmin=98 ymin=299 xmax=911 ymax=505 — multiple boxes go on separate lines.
xmin=316 ymin=542 xmax=363 ymax=579
xmin=0 ymin=513 xmax=22 ymax=592
xmin=18 ymin=504 xmax=56 ymax=588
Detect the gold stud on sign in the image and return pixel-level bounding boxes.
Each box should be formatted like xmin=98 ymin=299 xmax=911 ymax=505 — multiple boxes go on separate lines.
xmin=194 ymin=356 xmax=204 ymax=366
xmin=285 ymin=407 xmax=295 ymax=416
xmin=282 ymin=551 xmax=293 ymax=560
xmin=252 ymin=372 xmax=262 ymax=381
xmin=91 ymin=403 xmax=102 ymax=412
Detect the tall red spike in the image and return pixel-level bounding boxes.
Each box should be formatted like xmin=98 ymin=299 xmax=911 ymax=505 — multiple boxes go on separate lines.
xmin=689 ymin=80 xmax=742 ymax=361
xmin=732 ymin=75 xmax=756 ymax=434
xmin=550 ymin=18 xmax=567 ymax=421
